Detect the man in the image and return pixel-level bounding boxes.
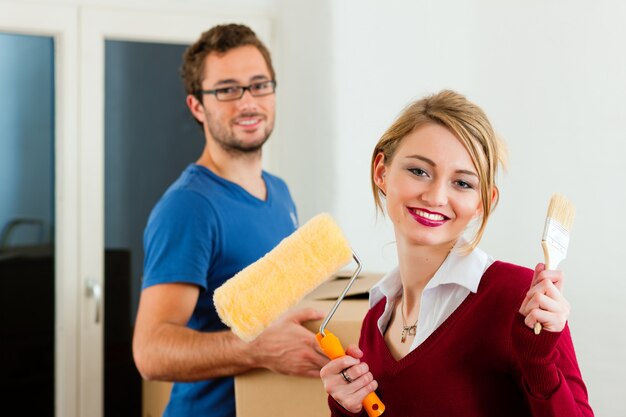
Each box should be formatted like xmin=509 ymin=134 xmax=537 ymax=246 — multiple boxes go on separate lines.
xmin=132 ymin=24 xmax=328 ymax=417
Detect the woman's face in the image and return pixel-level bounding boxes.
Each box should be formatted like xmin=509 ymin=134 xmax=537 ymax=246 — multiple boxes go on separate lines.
xmin=373 ymin=123 xmax=482 ymax=249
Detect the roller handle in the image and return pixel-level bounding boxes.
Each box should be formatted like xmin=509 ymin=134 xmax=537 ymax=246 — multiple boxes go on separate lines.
xmin=316 ymin=331 xmax=385 ymax=416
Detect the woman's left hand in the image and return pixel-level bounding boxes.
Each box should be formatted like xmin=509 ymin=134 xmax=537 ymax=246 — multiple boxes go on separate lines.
xmin=518 ymin=263 xmax=570 ymax=332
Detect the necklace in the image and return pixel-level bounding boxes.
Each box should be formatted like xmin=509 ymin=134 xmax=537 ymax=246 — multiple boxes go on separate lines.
xmin=399 ymin=298 xmax=418 ymax=343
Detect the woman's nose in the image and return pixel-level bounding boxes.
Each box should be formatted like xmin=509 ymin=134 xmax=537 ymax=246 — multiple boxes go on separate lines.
xmin=421 ymin=180 xmax=448 ymax=207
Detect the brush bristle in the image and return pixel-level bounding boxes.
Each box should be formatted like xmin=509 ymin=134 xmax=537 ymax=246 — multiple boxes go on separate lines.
xmin=546 ymin=193 xmax=575 ymax=231
xmin=213 ymin=213 xmax=353 ymax=342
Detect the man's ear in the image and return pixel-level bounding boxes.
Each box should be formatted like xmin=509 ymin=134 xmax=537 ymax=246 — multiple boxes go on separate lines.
xmin=373 ymin=153 xmax=387 ymax=195
xmin=186 ymin=94 xmax=206 ymax=124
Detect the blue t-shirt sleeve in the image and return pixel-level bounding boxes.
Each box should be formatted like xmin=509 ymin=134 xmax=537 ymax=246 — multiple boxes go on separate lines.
xmin=142 ymin=189 xmax=217 ymax=290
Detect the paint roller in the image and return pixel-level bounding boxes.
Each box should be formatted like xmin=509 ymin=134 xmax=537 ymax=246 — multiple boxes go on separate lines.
xmin=213 ymin=213 xmax=385 ymax=416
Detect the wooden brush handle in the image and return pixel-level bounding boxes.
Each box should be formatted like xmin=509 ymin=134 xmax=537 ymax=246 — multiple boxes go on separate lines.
xmin=536 ymin=240 xmax=562 ymax=334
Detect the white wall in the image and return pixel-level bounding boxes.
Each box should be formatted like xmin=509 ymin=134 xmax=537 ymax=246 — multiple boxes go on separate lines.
xmin=276 ymin=0 xmax=626 ymax=415
xmin=272 ymin=0 xmax=337 ymax=222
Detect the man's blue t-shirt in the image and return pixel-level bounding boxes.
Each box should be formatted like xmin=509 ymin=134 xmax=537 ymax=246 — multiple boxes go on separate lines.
xmin=142 ymin=163 xmax=298 ymax=417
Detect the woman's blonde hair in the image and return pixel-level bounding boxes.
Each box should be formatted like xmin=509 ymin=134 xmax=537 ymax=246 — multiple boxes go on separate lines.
xmin=371 ymin=89 xmax=507 ymax=251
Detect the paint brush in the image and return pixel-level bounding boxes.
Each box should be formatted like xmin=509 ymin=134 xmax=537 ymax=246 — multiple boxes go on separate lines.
xmin=535 ymin=193 xmax=575 ymax=335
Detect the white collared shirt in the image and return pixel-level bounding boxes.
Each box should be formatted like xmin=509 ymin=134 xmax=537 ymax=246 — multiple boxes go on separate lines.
xmin=368 ymin=240 xmax=494 ymax=352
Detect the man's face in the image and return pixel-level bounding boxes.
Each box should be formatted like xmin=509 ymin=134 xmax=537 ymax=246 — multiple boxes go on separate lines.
xmin=197 ymin=45 xmax=275 ymax=154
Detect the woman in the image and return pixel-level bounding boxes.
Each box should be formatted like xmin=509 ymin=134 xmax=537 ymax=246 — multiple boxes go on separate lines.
xmin=320 ymin=90 xmax=593 ymax=416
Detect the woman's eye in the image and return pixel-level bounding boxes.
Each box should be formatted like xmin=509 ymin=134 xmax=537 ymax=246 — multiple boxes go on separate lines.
xmin=455 ymin=180 xmax=473 ymax=189
xmin=409 ymin=168 xmax=428 ymax=177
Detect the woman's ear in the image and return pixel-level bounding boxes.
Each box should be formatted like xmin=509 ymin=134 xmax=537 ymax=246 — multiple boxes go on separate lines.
xmin=373 ymin=153 xmax=387 ymax=195
xmin=491 ymin=186 xmax=499 ymax=208
xmin=475 ymin=186 xmax=499 ymax=218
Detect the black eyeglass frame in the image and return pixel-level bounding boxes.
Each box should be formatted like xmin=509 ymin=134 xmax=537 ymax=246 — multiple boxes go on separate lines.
xmin=195 ymin=80 xmax=277 ymax=102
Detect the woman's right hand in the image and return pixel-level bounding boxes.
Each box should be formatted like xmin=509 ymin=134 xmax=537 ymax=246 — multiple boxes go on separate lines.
xmin=319 ymin=345 xmax=378 ymax=414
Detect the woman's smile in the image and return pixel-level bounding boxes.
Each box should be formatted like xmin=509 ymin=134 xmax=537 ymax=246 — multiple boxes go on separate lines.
xmin=407 ymin=207 xmax=449 ymax=227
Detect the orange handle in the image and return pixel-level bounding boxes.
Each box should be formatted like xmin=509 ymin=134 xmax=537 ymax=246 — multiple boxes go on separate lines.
xmin=316 ymin=331 xmax=385 ymax=416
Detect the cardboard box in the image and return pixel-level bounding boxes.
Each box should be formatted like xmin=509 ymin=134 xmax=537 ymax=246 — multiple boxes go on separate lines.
xmin=142 ymin=379 xmax=171 ymax=417
xmin=141 ymin=272 xmax=381 ymax=417
xmin=235 ymin=272 xmax=381 ymax=417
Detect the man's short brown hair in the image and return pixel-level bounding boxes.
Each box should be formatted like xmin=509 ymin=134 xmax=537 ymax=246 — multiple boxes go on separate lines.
xmin=181 ymin=24 xmax=275 ymax=99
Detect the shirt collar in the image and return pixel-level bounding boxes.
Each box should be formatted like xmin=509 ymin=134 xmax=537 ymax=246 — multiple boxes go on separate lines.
xmin=368 ymin=238 xmax=493 ymax=308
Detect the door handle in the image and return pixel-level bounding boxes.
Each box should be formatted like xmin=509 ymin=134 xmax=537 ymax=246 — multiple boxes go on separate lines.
xmin=86 ymin=280 xmax=102 ymax=324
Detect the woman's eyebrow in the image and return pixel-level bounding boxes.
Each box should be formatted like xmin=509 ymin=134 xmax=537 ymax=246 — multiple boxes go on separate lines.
xmin=405 ymin=154 xmax=435 ymax=166
xmin=405 ymin=155 xmax=478 ymax=177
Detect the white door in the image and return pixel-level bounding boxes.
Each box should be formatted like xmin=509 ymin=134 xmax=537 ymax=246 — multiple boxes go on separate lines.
xmin=0 ymin=3 xmax=80 ymax=417
xmin=79 ymin=7 xmax=273 ymax=417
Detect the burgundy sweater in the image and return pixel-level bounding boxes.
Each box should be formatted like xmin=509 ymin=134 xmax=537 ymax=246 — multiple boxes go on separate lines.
xmin=329 ymin=261 xmax=593 ymax=417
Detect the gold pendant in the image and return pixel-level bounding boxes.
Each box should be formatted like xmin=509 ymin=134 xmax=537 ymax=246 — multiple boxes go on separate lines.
xmin=401 ymin=325 xmax=417 ymax=343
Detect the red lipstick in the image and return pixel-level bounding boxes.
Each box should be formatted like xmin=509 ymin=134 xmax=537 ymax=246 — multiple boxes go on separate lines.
xmin=408 ymin=207 xmax=449 ymax=227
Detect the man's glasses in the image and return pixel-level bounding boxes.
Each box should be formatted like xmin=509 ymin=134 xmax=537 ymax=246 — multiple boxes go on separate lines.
xmin=196 ymin=80 xmax=277 ymax=102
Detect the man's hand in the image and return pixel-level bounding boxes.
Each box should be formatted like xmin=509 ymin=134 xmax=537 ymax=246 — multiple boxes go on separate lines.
xmin=250 ymin=308 xmax=330 ymax=377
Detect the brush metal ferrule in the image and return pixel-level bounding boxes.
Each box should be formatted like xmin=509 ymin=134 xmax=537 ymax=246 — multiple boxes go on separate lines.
xmin=542 ymin=217 xmax=570 ymax=255
xmin=318 ymin=251 xmax=362 ymax=337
